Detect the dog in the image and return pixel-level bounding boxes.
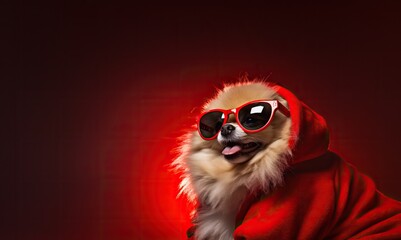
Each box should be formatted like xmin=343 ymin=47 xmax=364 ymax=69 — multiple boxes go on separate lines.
xmin=172 ymin=79 xmax=401 ymax=239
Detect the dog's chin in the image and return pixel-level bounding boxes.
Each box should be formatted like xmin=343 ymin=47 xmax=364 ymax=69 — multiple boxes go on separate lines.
xmin=220 ymin=140 xmax=263 ymax=164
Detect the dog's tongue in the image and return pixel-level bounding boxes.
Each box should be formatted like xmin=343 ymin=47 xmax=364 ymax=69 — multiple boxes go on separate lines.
xmin=222 ymin=145 xmax=242 ymax=155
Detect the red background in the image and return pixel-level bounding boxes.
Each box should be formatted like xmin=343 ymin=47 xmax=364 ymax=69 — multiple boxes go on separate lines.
xmin=3 ymin=2 xmax=401 ymax=240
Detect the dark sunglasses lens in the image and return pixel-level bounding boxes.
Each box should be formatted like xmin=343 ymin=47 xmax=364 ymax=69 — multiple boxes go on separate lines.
xmin=239 ymin=102 xmax=272 ymax=130
xmin=199 ymin=111 xmax=225 ymax=138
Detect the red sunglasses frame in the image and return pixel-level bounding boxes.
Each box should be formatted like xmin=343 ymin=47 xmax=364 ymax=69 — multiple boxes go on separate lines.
xmin=197 ymin=99 xmax=290 ymax=140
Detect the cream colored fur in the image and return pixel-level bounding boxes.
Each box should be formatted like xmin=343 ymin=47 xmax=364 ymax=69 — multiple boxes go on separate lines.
xmin=172 ymin=80 xmax=293 ymax=240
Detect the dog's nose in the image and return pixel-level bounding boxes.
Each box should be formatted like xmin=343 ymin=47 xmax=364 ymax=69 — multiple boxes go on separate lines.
xmin=221 ymin=124 xmax=235 ymax=137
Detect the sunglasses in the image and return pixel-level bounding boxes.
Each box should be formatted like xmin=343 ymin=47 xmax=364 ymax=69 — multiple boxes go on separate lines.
xmin=197 ymin=99 xmax=290 ymax=140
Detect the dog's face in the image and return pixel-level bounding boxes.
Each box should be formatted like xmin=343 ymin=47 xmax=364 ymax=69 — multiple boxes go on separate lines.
xmin=188 ymin=82 xmax=291 ymax=176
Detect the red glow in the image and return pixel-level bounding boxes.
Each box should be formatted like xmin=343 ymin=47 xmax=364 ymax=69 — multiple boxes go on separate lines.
xmin=7 ymin=2 xmax=401 ymax=239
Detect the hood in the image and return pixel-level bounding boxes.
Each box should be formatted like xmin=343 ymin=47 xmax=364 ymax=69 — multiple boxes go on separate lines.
xmin=274 ymin=84 xmax=329 ymax=164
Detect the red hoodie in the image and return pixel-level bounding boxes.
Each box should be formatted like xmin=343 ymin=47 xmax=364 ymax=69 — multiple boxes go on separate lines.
xmin=188 ymin=84 xmax=401 ymax=239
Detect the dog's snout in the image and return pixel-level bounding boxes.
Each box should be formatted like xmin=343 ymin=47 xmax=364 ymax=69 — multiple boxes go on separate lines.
xmin=221 ymin=124 xmax=235 ymax=137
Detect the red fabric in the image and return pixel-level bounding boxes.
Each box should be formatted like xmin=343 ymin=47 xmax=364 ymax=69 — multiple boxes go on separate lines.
xmin=274 ymin=84 xmax=330 ymax=164
xmin=188 ymin=84 xmax=401 ymax=239
xmin=233 ymin=152 xmax=401 ymax=239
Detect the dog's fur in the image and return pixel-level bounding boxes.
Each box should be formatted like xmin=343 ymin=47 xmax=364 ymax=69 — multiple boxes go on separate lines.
xmin=172 ymin=81 xmax=293 ymax=240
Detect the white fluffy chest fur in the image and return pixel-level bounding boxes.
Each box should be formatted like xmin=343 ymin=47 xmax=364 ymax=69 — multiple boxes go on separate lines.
xmin=187 ymin=136 xmax=291 ymax=240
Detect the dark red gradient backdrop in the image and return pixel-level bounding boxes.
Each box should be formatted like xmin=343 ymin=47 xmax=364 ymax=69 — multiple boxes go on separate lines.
xmin=3 ymin=2 xmax=401 ymax=240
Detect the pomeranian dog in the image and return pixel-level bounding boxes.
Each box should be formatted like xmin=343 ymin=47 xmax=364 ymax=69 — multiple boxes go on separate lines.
xmin=172 ymin=79 xmax=401 ymax=240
